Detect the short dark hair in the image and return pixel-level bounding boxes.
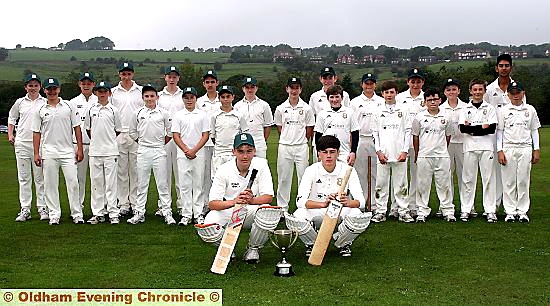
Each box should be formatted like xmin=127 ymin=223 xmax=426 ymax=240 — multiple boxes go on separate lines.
xmin=496 ymin=54 xmax=512 ymax=66
xmin=423 ymin=88 xmax=440 ymax=100
xmin=326 ymin=85 xmax=343 ymax=97
xmin=317 ymin=135 xmax=340 ymax=152
xmin=469 ymin=79 xmax=487 ymax=90
xmin=381 ymin=80 xmax=398 ymax=92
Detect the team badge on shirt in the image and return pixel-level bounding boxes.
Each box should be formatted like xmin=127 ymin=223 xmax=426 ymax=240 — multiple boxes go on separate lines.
xmin=398 ymin=112 xmax=402 ymax=118
xmin=337 ymin=178 xmax=343 ymax=186
xmin=525 ymin=111 xmax=529 ymax=117
xmin=342 ymin=113 xmax=347 ymax=119
xmin=299 ymin=109 xmax=304 ymax=115
xmin=441 ymin=119 xmax=446 ymax=124
xmin=483 ymin=109 xmax=487 ymax=115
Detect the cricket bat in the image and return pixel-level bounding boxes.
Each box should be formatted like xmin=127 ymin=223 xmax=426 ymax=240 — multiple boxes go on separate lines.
xmin=308 ymin=166 xmax=353 ymax=266
xmin=211 ymin=168 xmax=258 ymax=274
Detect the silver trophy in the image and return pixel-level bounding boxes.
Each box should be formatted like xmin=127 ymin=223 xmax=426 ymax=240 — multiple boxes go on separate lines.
xmin=269 ymin=229 xmax=299 ymax=277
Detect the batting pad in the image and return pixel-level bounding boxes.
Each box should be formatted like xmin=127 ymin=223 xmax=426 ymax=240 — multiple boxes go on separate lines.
xmin=248 ymin=206 xmax=282 ymax=248
xmin=195 ymin=223 xmax=224 ymax=246
xmin=285 ymin=212 xmax=318 ymax=246
xmin=333 ymin=212 xmax=372 ymax=248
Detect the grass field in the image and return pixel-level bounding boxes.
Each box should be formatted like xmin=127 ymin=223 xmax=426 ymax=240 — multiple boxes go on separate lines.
xmin=0 ymin=129 xmax=549 ymax=305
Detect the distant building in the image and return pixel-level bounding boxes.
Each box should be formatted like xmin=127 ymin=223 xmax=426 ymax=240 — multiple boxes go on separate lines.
xmin=362 ymin=54 xmax=385 ymax=64
xmin=309 ymin=55 xmax=323 ymax=64
xmin=418 ymin=55 xmax=438 ymax=63
xmin=455 ymin=50 xmax=488 ymax=60
xmin=337 ymin=54 xmax=357 ymax=64
xmin=272 ymin=51 xmax=295 ymax=62
xmin=500 ymin=50 xmax=528 ymax=59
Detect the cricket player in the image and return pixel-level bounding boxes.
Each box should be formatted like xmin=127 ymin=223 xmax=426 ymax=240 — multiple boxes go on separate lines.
xmin=439 ymin=78 xmax=470 ymax=216
xmin=309 ymin=66 xmax=351 ymax=116
xmin=70 ymin=72 xmax=97 ymax=209
xmin=234 ymin=77 xmax=274 ymax=159
xmin=195 ymin=133 xmax=281 ymax=263
xmin=32 ymin=78 xmax=84 ymax=225
xmin=371 ymin=81 xmax=414 ymax=223
xmin=111 ymin=62 xmax=142 ymax=216
xmin=285 ymin=135 xmax=372 ymax=257
xmin=458 ymin=79 xmax=498 ymax=223
xmin=412 ymin=88 xmax=455 ymax=222
xmin=157 ymin=66 xmax=184 ymax=217
xmin=350 ymin=73 xmax=385 ymax=206
xmin=197 ymin=70 xmax=221 ymax=217
xmin=274 ymin=77 xmax=315 ymax=212
xmin=172 ymin=87 xmax=210 ymax=225
xmin=497 ymin=82 xmax=540 ymax=223
xmin=128 ymin=85 xmax=176 ymax=225
xmin=8 ymin=74 xmax=47 ymax=221
xmin=210 ymin=85 xmax=248 ymax=178
xmin=314 ymin=85 xmax=359 ymax=165
xmin=85 ymin=81 xmax=122 ymax=225
xmin=396 ymin=68 xmax=426 ymax=218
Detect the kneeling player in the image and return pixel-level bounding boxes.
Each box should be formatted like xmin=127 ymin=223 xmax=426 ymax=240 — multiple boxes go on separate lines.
xmin=195 ymin=133 xmax=282 ymax=263
xmin=285 ymin=135 xmax=372 ymax=257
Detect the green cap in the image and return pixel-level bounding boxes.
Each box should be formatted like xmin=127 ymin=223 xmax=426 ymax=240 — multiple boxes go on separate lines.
xmin=218 ymin=85 xmax=234 ymax=95
xmin=43 ymin=77 xmax=60 ymax=89
xmin=183 ymin=87 xmax=198 ymax=96
xmin=507 ymin=81 xmax=524 ymax=92
xmin=361 ymin=73 xmax=377 ymax=83
xmin=95 ymin=81 xmax=112 ymax=90
xmin=24 ymin=73 xmax=41 ymax=84
xmin=142 ymin=83 xmax=157 ymax=93
xmin=242 ymin=76 xmax=257 ymax=86
xmin=408 ymin=68 xmax=425 ymax=80
xmin=320 ymin=66 xmax=336 ymax=76
xmin=287 ymin=77 xmax=302 ymax=86
xmin=79 ymin=72 xmax=95 ymax=82
xmin=233 ymin=132 xmax=255 ymax=148
xmin=203 ymin=70 xmax=218 ymax=80
xmin=118 ymin=62 xmax=134 ymax=72
xmin=443 ymin=78 xmax=460 ymax=88
xmin=164 ymin=66 xmax=180 ymax=75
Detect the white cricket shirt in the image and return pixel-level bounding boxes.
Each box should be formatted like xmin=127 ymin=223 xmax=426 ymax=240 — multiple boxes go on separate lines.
xmin=314 ymin=106 xmax=359 ymax=156
xmin=372 ymin=103 xmax=411 ymax=162
xmin=234 ymin=97 xmax=274 ymax=150
xmin=497 ymin=102 xmax=541 ymax=148
xmin=211 ymin=108 xmax=249 ymax=156
xmin=308 ymin=88 xmax=351 ymax=116
xmin=171 ymin=107 xmax=210 ymax=152
xmin=70 ymin=93 xmax=98 ymax=144
xmin=85 ymin=102 xmax=122 ymax=157
xmin=8 ymin=94 xmax=46 ymax=142
xmin=274 ymin=98 xmax=315 ymax=145
xmin=158 ymin=86 xmax=184 ymax=114
xmin=197 ymin=93 xmax=221 ymax=147
xmin=350 ymin=93 xmax=384 ymax=137
xmin=440 ymin=99 xmax=468 ymax=144
xmin=412 ymin=110 xmax=453 ymax=158
xmin=458 ymin=101 xmax=498 ymax=152
xmin=129 ymin=105 xmax=172 ymax=148
xmin=111 ymin=81 xmax=143 ymax=132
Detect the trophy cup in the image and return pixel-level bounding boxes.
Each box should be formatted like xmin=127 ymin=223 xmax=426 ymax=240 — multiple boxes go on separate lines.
xmin=269 ymin=229 xmax=299 ymax=277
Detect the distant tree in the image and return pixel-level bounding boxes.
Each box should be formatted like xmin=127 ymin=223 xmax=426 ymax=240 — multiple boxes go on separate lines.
xmin=84 ymin=36 xmax=115 ymax=50
xmin=65 ymin=39 xmax=84 ymax=50
xmin=383 ymin=48 xmax=398 ymax=63
xmin=213 ymin=61 xmax=223 ymax=71
xmin=350 ymin=46 xmax=365 ymax=59
xmin=0 ymin=48 xmax=8 ymax=61
xmin=407 ymin=46 xmax=432 ymax=62
xmin=58 ymin=43 xmax=64 ymax=49
xmin=70 ymin=55 xmax=77 ymax=61
xmin=339 ymin=73 xmax=359 ymax=98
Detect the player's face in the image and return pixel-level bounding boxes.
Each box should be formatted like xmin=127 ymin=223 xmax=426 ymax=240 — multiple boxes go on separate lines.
xmin=243 ymin=84 xmax=258 ymax=96
xmin=444 ymin=85 xmax=460 ymax=100
xmin=318 ymin=148 xmax=339 ymax=169
xmin=24 ymin=80 xmax=41 ymax=95
xmin=361 ymin=80 xmax=376 ymax=94
xmin=164 ymin=72 xmax=180 ymax=86
xmin=219 ymin=92 xmax=234 ymax=106
xmin=79 ymin=79 xmax=95 ymax=96
xmin=320 ymin=75 xmax=336 ymax=87
xmin=469 ymin=84 xmax=486 ymax=101
xmin=183 ymin=93 xmax=197 ymax=110
xmin=328 ymin=94 xmax=342 ymax=108
xmin=507 ymin=90 xmax=524 ymax=106
xmin=233 ymin=145 xmax=256 ymax=168
xmin=203 ymin=77 xmax=218 ymax=92
xmin=95 ymin=89 xmax=111 ymax=102
xmin=286 ymin=84 xmax=302 ymax=98
xmin=142 ymin=90 xmax=158 ymax=105
xmin=382 ymin=88 xmax=397 ymax=103
xmin=407 ymin=77 xmax=424 ymax=91
xmin=424 ymin=95 xmax=441 ymax=111
xmin=118 ymin=70 xmax=134 ymax=82
xmin=44 ymin=86 xmax=60 ymax=99
xmin=496 ymin=60 xmax=512 ymax=78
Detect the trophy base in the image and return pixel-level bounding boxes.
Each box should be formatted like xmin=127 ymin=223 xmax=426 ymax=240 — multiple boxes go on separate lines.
xmin=274 ymin=262 xmax=295 ymax=277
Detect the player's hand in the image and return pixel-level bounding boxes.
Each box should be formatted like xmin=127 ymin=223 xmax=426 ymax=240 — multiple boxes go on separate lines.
xmin=498 ymin=151 xmax=507 ymax=165
xmin=8 ymin=135 xmax=15 ymax=145
xmin=185 ymin=149 xmax=197 ymax=159
xmin=34 ymin=154 xmax=42 ymax=167
xmin=76 ymin=148 xmax=84 ymax=162
xmin=376 ymin=151 xmax=388 ymax=164
xmin=397 ymin=152 xmax=408 ymax=162
xmin=236 ymin=189 xmax=253 ymax=204
xmin=464 ymin=120 xmax=470 ymax=126
xmin=338 ymin=194 xmax=350 ymax=207
xmin=347 ymin=152 xmax=356 ymax=166
xmin=532 ymin=150 xmax=540 ymax=164
xmin=482 ymin=124 xmax=490 ymax=129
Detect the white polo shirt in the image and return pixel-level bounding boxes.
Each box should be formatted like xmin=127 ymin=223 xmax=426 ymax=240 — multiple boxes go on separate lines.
xmin=497 ymin=102 xmax=541 ymax=148
xmin=440 ymin=99 xmax=468 ymax=144
xmin=158 ymin=86 xmax=184 ymax=114
xmin=372 ymin=103 xmax=411 ymax=162
xmin=211 ymin=108 xmax=249 ymax=156
xmin=197 ymin=93 xmax=221 ymax=148
xmin=350 ymin=93 xmax=384 ymax=137
xmin=274 ymin=98 xmax=315 ymax=145
xmin=70 ymin=93 xmax=97 ymax=144
xmin=458 ymin=101 xmax=498 ymax=152
xmin=32 ymin=99 xmax=80 ymax=159
xmin=234 ymin=97 xmax=274 ymax=150
xmin=309 ymin=88 xmax=351 ymax=116
xmin=209 ymin=157 xmax=274 ymax=202
xmin=485 ymin=78 xmax=512 ymax=111
xmin=171 ymin=107 xmax=210 ymax=154
xmin=111 ymin=81 xmax=143 ymax=132
xmin=396 ymin=89 xmax=424 ymax=110
xmin=296 ymin=161 xmax=365 ymax=210
xmin=85 ymin=102 xmax=122 ymax=157
xmin=314 ymin=106 xmax=359 ymax=156
xmin=411 ymin=110 xmax=453 ymax=158
xmin=129 ymin=105 xmax=172 ymax=148
xmin=8 ymin=94 xmax=46 ymax=142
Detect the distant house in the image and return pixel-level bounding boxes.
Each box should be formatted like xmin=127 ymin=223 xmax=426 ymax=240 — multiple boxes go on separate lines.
xmin=500 ymin=50 xmax=528 ymax=59
xmin=455 ymin=50 xmax=488 ymax=60
xmin=272 ymin=51 xmax=295 ymax=62
xmin=309 ymin=55 xmax=324 ymax=64
xmin=418 ymin=55 xmax=437 ymax=63
xmin=362 ymin=54 xmax=385 ymax=64
xmin=293 ymin=48 xmax=302 ymax=56
xmin=337 ymin=54 xmax=357 ymax=64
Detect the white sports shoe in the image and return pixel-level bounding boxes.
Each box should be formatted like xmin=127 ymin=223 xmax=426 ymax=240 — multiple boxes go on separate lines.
xmin=243 ymin=247 xmax=260 ymax=263
xmin=339 ymin=245 xmax=352 ymax=257
xmin=15 ymin=209 xmax=31 ymax=222
xmin=505 ymin=214 xmax=516 ymax=222
xmin=110 ymin=217 xmax=120 ymax=224
xmin=164 ymin=214 xmax=176 ymax=225
xmin=435 ymin=209 xmax=443 ymax=218
xmin=195 ymin=215 xmax=205 ymax=224
xmin=460 ymin=212 xmax=469 ymax=222
xmin=178 ymin=216 xmax=191 ymax=226
xmin=399 ymin=213 xmax=414 ymax=223
xmin=444 ymin=215 xmax=456 ymax=222
xmin=87 ymin=215 xmax=105 ymax=224
xmin=371 ymin=213 xmax=386 ymax=223
xmin=119 ymin=207 xmax=131 ymax=216
xmin=38 ymin=207 xmax=49 ymax=220
xmin=49 ymin=218 xmax=60 ymax=225
xmin=415 ymin=215 xmax=426 ymax=223
xmin=127 ymin=212 xmax=145 ymax=224
xmin=486 ymin=213 xmax=498 ymax=223
xmin=388 ymin=210 xmax=399 ymax=218
xmin=155 ymin=208 xmax=164 ymax=217
xmin=305 ymin=245 xmax=313 ymax=257
xmin=73 ymin=216 xmax=85 ymax=224
xmin=518 ymin=214 xmax=530 ymax=223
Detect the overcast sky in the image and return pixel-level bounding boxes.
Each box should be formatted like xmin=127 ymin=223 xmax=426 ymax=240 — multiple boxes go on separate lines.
xmin=3 ymin=0 xmax=549 ymax=50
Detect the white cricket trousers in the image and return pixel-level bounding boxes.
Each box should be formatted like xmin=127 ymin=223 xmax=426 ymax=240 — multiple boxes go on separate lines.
xmin=448 ymin=142 xmax=464 ymax=204
xmin=276 ymin=143 xmax=309 ymax=211
xmin=293 ymin=207 xmax=362 ymax=227
xmin=407 ymin=147 xmax=417 ymax=212
xmin=374 ymin=161 xmax=409 ymax=215
xmin=89 ymin=155 xmax=119 ymax=218
xmin=76 ymin=144 xmax=89 ymax=207
xmin=42 ymin=157 xmax=82 ymax=219
xmin=415 ymin=157 xmax=454 ymax=217
xmin=177 ymin=152 xmax=205 ymax=219
xmin=494 ymin=149 xmax=503 ymax=208
xmin=460 ymin=150 xmax=496 ymax=214
xmin=136 ymin=146 xmax=172 ymax=215
xmin=162 ymin=140 xmax=181 ymax=209
xmin=14 ymin=140 xmax=45 ymax=211
xmin=355 ymin=136 xmax=377 ymax=209
xmin=204 ymin=205 xmax=261 ymax=229
xmin=202 ymin=146 xmax=214 ymax=209
xmin=116 ymin=132 xmax=138 ymax=210
xmin=500 ymin=147 xmax=532 ymax=215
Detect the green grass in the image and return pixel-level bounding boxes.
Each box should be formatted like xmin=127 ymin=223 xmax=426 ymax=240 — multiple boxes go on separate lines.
xmin=0 ymin=129 xmax=549 ymax=305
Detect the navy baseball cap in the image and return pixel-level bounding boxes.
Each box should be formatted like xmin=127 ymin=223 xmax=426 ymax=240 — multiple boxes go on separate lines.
xmin=361 ymin=73 xmax=377 ymax=83
xmin=507 ymin=81 xmax=524 ymax=92
xmin=164 ymin=66 xmax=180 ymax=75
xmin=320 ymin=66 xmax=336 ymax=76
xmin=142 ymin=83 xmax=158 ymax=93
xmin=443 ymin=78 xmax=460 ymax=88
xmin=218 ymin=85 xmax=234 ymax=95
xmin=233 ymin=132 xmax=255 ymax=148
xmin=287 ymin=77 xmax=302 ymax=86
xmin=408 ymin=68 xmax=425 ymax=80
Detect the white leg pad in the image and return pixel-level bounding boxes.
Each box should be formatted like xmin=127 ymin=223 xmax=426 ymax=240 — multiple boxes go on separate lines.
xmin=248 ymin=206 xmax=282 ymax=248
xmin=285 ymin=212 xmax=317 ymax=246
xmin=334 ymin=212 xmax=372 ymax=248
xmin=195 ymin=223 xmax=224 ymax=246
